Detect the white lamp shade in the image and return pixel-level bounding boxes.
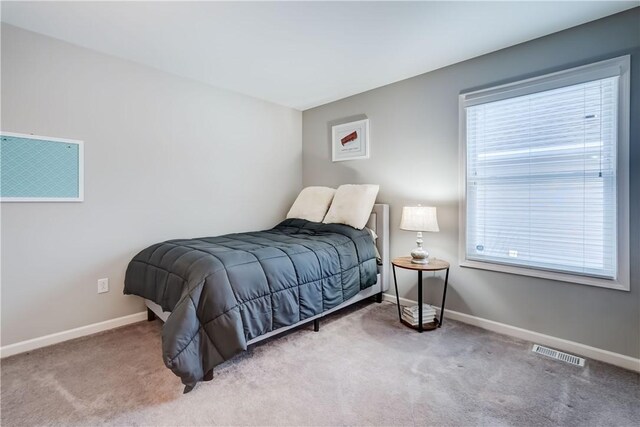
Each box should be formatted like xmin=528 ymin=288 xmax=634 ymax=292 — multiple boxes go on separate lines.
xmin=400 ymin=206 xmax=439 ymax=232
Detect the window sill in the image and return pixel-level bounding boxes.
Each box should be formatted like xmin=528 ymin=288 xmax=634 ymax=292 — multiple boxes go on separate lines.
xmin=459 ymin=259 xmax=629 ymax=291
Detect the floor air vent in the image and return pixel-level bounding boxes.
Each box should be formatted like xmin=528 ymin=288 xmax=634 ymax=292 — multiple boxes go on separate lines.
xmin=532 ymin=344 xmax=585 ymax=367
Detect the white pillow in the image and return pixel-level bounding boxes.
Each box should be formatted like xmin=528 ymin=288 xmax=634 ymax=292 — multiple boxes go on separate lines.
xmin=322 ymin=184 xmax=380 ymax=229
xmin=286 ymin=186 xmax=336 ymax=223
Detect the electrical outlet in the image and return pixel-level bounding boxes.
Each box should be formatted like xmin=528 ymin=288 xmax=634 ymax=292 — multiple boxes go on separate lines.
xmin=97 ymin=278 xmax=109 ymax=294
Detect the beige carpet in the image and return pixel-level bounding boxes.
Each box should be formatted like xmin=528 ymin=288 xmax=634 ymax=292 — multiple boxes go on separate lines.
xmin=1 ymin=301 xmax=638 ymax=426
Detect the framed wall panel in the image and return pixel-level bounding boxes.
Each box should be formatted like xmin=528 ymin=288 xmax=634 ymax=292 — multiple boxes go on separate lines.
xmin=1 ymin=132 xmax=84 ymax=202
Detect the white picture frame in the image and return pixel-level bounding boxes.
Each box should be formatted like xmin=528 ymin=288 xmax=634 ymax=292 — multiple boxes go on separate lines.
xmin=0 ymin=131 xmax=84 ymax=202
xmin=332 ymin=119 xmax=370 ymax=162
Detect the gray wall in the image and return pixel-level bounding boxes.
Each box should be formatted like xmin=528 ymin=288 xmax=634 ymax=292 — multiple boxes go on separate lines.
xmin=1 ymin=25 xmax=302 ymax=346
xmin=303 ymin=9 xmax=639 ymax=358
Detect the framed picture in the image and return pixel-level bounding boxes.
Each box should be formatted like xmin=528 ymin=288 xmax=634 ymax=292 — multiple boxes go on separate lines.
xmin=332 ymin=119 xmax=370 ymax=162
xmin=1 ymin=132 xmax=84 ymax=202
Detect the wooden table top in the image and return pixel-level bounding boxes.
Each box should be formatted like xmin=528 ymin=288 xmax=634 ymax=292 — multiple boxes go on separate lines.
xmin=392 ymin=256 xmax=450 ymax=271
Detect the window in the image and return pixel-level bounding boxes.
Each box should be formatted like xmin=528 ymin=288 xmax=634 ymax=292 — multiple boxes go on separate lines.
xmin=459 ymin=56 xmax=630 ymax=290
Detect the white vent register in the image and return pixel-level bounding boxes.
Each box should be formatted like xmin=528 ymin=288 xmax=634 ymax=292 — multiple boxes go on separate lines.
xmin=532 ymin=344 xmax=585 ymax=367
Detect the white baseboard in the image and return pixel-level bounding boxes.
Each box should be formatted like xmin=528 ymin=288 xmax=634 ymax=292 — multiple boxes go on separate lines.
xmin=4 ymin=299 xmax=639 ymax=373
xmin=0 ymin=312 xmax=147 ymax=358
xmin=384 ymin=294 xmax=640 ymax=373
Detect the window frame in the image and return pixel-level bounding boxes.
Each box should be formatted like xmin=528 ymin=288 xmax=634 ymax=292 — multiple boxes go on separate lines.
xmin=458 ymin=55 xmax=630 ymax=291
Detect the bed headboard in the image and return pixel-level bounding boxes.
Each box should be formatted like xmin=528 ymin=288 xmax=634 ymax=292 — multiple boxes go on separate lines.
xmin=366 ymin=204 xmax=390 ymax=292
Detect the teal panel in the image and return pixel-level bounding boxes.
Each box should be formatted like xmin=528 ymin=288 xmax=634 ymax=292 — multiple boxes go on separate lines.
xmin=1 ymin=134 xmax=80 ymax=198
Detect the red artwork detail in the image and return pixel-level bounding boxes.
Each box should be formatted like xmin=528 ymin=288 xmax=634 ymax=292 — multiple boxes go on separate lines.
xmin=341 ymin=131 xmax=358 ymax=146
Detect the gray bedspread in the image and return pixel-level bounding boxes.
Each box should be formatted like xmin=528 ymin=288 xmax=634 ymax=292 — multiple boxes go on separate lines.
xmin=124 ymin=219 xmax=378 ymax=388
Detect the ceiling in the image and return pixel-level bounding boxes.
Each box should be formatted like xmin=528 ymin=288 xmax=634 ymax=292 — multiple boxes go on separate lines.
xmin=1 ymin=1 xmax=637 ymax=110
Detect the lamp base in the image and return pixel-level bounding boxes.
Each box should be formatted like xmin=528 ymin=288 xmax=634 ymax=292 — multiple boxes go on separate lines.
xmin=410 ymin=241 xmax=429 ymax=264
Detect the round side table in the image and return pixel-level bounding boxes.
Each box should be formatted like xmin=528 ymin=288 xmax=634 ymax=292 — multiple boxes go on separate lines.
xmin=392 ymin=256 xmax=450 ymax=332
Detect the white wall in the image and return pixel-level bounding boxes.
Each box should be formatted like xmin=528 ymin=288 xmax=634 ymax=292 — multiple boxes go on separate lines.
xmin=0 ymin=24 xmax=302 ymax=346
xmin=302 ymin=9 xmax=639 ymax=358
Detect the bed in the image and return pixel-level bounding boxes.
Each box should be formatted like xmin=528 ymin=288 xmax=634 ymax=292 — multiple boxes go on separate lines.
xmin=124 ymin=204 xmax=389 ymax=392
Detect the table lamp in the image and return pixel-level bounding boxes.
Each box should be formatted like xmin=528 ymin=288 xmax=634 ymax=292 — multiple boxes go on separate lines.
xmin=400 ymin=205 xmax=439 ymax=264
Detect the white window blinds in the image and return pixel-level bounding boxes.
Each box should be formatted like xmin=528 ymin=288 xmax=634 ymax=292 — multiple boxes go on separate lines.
xmin=465 ymin=76 xmax=618 ymax=279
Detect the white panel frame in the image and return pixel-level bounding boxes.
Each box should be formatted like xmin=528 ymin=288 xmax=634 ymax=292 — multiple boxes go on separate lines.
xmin=0 ymin=131 xmax=84 ymax=202
xmin=331 ymin=119 xmax=370 ymax=162
xmin=458 ymin=56 xmax=630 ymax=291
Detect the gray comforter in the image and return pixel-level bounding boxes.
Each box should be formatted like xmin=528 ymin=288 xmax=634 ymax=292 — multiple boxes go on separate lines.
xmin=124 ymin=218 xmax=378 ymax=388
